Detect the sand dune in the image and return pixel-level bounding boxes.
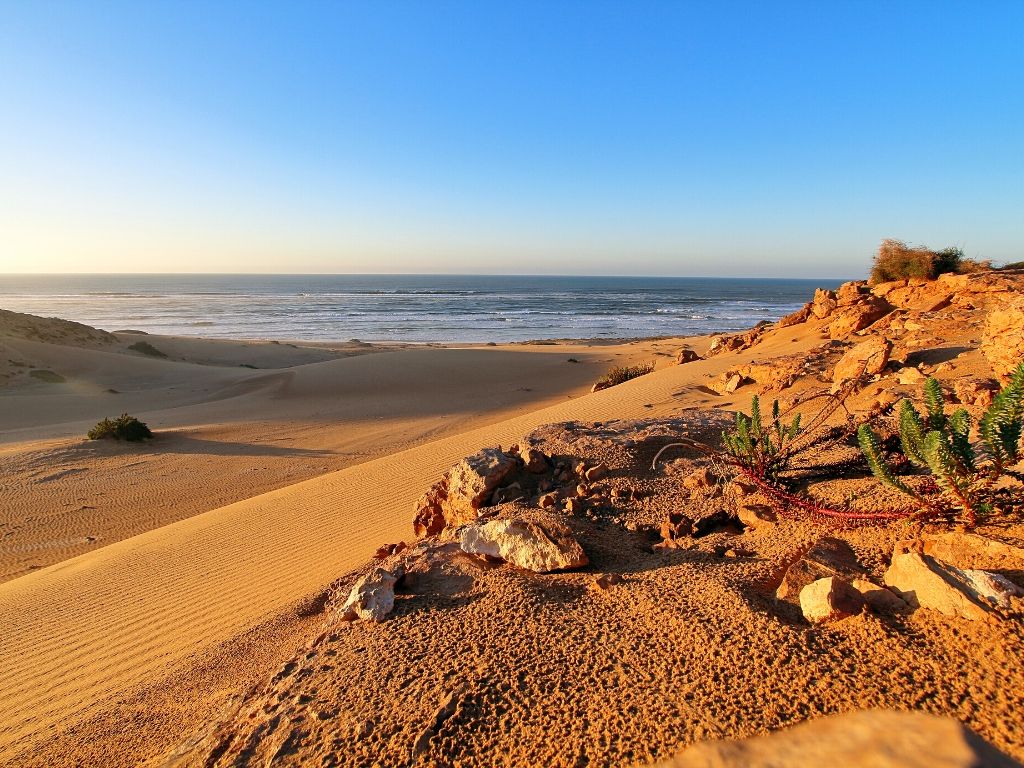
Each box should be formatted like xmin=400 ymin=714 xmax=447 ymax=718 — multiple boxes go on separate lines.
xmin=0 ymin=322 xmax=813 ymax=764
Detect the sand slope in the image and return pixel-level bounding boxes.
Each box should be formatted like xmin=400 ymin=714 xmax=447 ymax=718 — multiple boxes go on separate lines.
xmin=0 ymin=326 xmax=812 ymax=763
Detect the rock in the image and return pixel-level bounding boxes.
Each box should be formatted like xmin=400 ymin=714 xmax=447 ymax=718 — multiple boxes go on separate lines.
xmin=458 ymin=517 xmax=588 ymax=573
xmin=896 ymin=366 xmax=926 ymax=386
xmin=683 ymin=467 xmax=716 ymax=491
xmin=491 ymin=482 xmax=524 ymax=505
xmin=339 ymin=566 xmax=403 ymax=622
xmin=952 ymin=377 xmax=999 ymax=408
xmin=584 ymin=463 xmax=609 ymax=482
xmin=676 ymin=349 xmax=701 ymax=364
xmin=851 ymin=578 xmax=908 ymax=613
xmin=692 ymin=510 xmax=742 ymax=538
xmin=835 ymin=280 xmax=869 ymax=306
xmin=564 ymin=497 xmax=586 ymax=515
xmin=810 ymin=288 xmax=838 ymax=319
xmin=883 ymin=552 xmax=1022 ymax=620
xmin=538 ymin=492 xmax=558 ymax=509
xmin=412 ymin=448 xmax=521 ymax=536
xmin=660 ymin=510 xmax=693 ymax=542
xmin=799 ymin=576 xmax=864 ymax=624
xmin=827 ymin=296 xmax=892 ymax=339
xmin=373 ymin=542 xmax=407 ymax=559
xmin=657 ymin=709 xmax=1022 ymax=768
xmin=776 ymin=537 xmax=866 ymax=603
xmin=777 ymin=303 xmax=811 ymax=327
xmin=831 ymin=336 xmax=892 ymax=384
xmin=901 ymin=531 xmax=1024 ymax=573
xmin=523 ymin=447 xmax=551 ymax=474
xmin=736 ymin=504 xmax=776 ymax=529
xmin=723 ymin=373 xmax=744 ymax=393
xmin=590 ymin=573 xmax=622 ymax=591
xmin=982 ymin=295 xmax=1024 ymax=381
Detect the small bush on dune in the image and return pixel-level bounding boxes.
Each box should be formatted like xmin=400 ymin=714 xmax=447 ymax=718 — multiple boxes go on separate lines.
xmin=869 ymin=239 xmax=987 ymax=284
xmin=88 ymin=413 xmax=153 ymax=442
xmin=128 ymin=341 xmax=167 ymax=358
xmin=595 ymin=362 xmax=654 ymax=389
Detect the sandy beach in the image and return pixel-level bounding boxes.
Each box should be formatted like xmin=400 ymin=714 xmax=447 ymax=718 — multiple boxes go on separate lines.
xmin=3 ymin=271 xmax=1024 ymax=767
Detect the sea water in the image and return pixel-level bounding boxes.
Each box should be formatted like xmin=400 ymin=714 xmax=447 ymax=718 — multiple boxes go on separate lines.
xmin=0 ymin=274 xmax=842 ymax=343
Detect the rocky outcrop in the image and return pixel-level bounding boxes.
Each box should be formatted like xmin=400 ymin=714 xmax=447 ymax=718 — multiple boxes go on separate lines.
xmin=413 ymin=448 xmax=522 ymax=536
xmin=981 ymin=295 xmax=1024 ymax=381
xmin=799 ymin=576 xmax=864 ymax=624
xmin=883 ymin=552 xmax=1023 ymax=620
xmin=903 ymin=532 xmax=1024 ymax=572
xmin=338 ymin=565 xmax=404 ymax=622
xmin=658 ymin=709 xmax=1022 ymax=768
xmin=831 ymin=336 xmax=892 ymax=385
xmin=458 ymin=516 xmax=588 ymax=573
xmin=676 ymin=349 xmax=701 ymax=364
xmin=952 ymin=377 xmax=999 ymax=407
xmin=826 ymin=295 xmax=893 ymax=339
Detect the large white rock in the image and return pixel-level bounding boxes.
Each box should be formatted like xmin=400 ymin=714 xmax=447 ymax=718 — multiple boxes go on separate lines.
xmin=459 ymin=517 xmax=588 ymax=573
xmin=339 ymin=566 xmax=402 ymax=622
xmin=883 ymin=552 xmax=1022 ymax=620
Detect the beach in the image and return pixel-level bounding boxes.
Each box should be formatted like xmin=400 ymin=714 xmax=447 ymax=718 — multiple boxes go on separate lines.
xmin=2 ymin=272 xmax=1024 ymax=766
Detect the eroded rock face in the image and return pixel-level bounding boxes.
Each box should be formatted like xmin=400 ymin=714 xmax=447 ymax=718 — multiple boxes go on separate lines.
xmin=883 ymin=552 xmax=1022 ymax=620
xmin=412 ymin=448 xmax=522 ymax=536
xmin=826 ymin=296 xmax=892 ymax=339
xmin=338 ymin=566 xmax=403 ymax=622
xmin=811 ymin=288 xmax=838 ymax=319
xmin=459 ymin=517 xmax=588 ymax=573
xmin=981 ymin=295 xmax=1024 ymax=381
xmin=904 ymin=532 xmax=1024 ymax=572
xmin=799 ymin=576 xmax=864 ymax=624
xmin=658 ymin=709 xmax=1021 ymax=768
xmin=831 ymin=336 xmax=892 ymax=385
xmin=952 ymin=377 xmax=999 ymax=408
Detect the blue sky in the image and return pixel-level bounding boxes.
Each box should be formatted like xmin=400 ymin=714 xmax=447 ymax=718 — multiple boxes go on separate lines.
xmin=0 ymin=1 xmax=1021 ymax=277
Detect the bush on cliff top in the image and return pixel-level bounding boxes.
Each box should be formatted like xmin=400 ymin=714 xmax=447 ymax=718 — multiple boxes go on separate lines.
xmin=88 ymin=413 xmax=153 ymax=442
xmin=869 ymin=239 xmax=989 ymax=284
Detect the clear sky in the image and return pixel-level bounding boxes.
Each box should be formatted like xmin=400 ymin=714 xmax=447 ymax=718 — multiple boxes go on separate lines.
xmin=1 ymin=1 xmax=1021 ymax=278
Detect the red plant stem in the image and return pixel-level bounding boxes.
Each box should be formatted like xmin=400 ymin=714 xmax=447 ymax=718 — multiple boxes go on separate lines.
xmin=737 ymin=466 xmax=912 ymax=521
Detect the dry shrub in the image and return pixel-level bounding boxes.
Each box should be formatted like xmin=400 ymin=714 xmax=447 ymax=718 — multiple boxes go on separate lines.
xmin=869 ymin=239 xmax=983 ymax=283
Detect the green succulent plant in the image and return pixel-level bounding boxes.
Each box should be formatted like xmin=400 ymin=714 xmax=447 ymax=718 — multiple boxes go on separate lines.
xmin=858 ymin=361 xmax=1024 ymax=524
xmin=722 ymin=395 xmax=802 ymax=480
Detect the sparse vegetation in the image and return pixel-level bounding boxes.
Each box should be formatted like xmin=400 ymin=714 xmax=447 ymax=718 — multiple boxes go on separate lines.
xmin=87 ymin=413 xmax=154 ymax=442
xmin=721 ymin=396 xmax=801 ymax=481
xmin=869 ymin=239 xmax=989 ymax=284
xmin=858 ymin=362 xmax=1024 ymax=525
xmin=567 ymin=358 xmax=579 ymax=363
xmin=594 ymin=362 xmax=654 ymax=389
xmin=29 ymin=369 xmax=66 ymax=383
xmin=128 ymin=341 xmax=167 ymax=358
xmin=1000 ymin=261 xmax=1024 ymax=270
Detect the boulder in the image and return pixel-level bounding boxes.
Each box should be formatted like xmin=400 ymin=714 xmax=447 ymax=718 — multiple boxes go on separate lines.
xmin=584 ymin=462 xmax=609 ymax=482
xmin=657 ymin=709 xmax=1022 ymax=768
xmin=710 ymin=372 xmax=747 ymax=395
xmin=900 ymin=532 xmax=1024 ymax=573
xmin=412 ymin=448 xmax=521 ymax=536
xmin=776 ymin=537 xmax=866 ymax=603
xmin=458 ymin=517 xmax=588 ymax=573
xmin=883 ymin=552 xmax=1023 ymax=620
xmin=827 ymin=296 xmax=892 ymax=339
xmin=835 ymin=280 xmax=869 ymax=306
xmin=338 ymin=566 xmax=403 ymax=622
xmin=799 ymin=577 xmax=864 ymax=624
xmin=683 ymin=466 xmax=716 ymax=491
xmin=810 ymin=288 xmax=838 ymax=319
xmin=831 ymin=337 xmax=892 ymax=384
xmin=523 ymin=447 xmax=551 ymax=474
xmin=981 ymin=295 xmax=1024 ymax=381
xmin=590 ymin=573 xmax=622 ymax=592
xmin=777 ymin=303 xmax=812 ymax=328
xmin=676 ymin=349 xmax=702 ymax=364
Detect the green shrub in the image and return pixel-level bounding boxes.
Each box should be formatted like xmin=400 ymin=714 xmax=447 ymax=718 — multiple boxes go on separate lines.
xmin=88 ymin=413 xmax=154 ymax=442
xmin=29 ymin=369 xmax=66 ymax=383
xmin=595 ymin=362 xmax=654 ymax=389
xmin=858 ymin=363 xmax=1024 ymax=524
xmin=999 ymin=261 xmax=1024 ymax=270
xmin=128 ymin=341 xmax=167 ymax=358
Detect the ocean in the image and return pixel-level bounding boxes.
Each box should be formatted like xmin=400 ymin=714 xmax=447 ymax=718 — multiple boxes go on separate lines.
xmin=0 ymin=274 xmax=841 ymax=343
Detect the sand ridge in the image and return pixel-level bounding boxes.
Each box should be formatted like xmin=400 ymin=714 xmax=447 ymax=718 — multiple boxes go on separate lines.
xmin=0 ymin=322 xmax=814 ymax=763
